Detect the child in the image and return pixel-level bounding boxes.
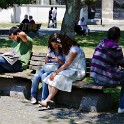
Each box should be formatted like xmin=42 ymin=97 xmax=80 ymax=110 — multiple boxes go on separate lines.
xmin=31 ymin=33 xmax=65 ymax=104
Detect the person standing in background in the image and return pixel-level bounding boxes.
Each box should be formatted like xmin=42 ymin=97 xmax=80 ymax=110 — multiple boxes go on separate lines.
xmin=48 ymin=7 xmax=54 ymax=28
xmin=52 ymin=7 xmax=57 ymax=28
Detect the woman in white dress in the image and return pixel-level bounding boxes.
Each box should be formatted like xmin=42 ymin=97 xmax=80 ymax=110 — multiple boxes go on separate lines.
xmin=40 ymin=33 xmax=86 ymax=107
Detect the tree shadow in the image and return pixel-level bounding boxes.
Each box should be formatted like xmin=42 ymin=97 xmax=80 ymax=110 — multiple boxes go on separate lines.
xmin=0 ymin=38 xmax=12 ymax=48
xmin=75 ymin=31 xmax=124 ymax=49
xmin=1 ymin=31 xmax=124 ymax=50
xmin=38 ymin=107 xmax=124 ymax=123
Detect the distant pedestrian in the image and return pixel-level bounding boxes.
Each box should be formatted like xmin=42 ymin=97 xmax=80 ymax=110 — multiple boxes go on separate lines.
xmin=52 ymin=7 xmax=57 ymax=28
xmin=48 ymin=7 xmax=54 ymax=28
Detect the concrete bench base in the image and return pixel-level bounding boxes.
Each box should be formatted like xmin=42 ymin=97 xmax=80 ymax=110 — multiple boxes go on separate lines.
xmin=79 ymin=93 xmax=112 ymax=112
xmin=54 ymin=87 xmax=113 ymax=112
xmin=0 ymin=77 xmax=31 ymax=99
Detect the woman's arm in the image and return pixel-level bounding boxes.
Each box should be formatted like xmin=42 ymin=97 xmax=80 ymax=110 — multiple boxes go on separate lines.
xmin=50 ymin=52 xmax=77 ymax=80
xmin=45 ymin=56 xmax=51 ymax=63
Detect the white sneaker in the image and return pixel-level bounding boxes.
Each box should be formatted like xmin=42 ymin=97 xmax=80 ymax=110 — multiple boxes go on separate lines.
xmin=31 ymin=97 xmax=37 ymax=104
xmin=118 ymin=108 xmax=124 ymax=113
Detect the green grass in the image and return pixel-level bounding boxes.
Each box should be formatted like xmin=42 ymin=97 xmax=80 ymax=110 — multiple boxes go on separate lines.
xmin=2 ymin=31 xmax=124 ymax=58
xmin=0 ymin=23 xmax=19 ymax=28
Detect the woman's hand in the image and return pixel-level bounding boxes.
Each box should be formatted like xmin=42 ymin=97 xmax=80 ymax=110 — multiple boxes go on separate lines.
xmin=50 ymin=72 xmax=57 ymax=81
xmin=52 ymin=57 xmax=59 ymax=62
xmin=52 ymin=57 xmax=64 ymax=65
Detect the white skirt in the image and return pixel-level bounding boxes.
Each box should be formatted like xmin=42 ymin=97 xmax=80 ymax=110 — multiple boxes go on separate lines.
xmin=43 ymin=74 xmax=74 ymax=92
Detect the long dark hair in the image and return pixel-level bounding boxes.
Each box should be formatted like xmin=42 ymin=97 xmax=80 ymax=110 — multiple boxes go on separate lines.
xmin=48 ymin=33 xmax=80 ymax=55
xmin=59 ymin=34 xmax=80 ymax=55
xmin=48 ymin=33 xmax=63 ymax=54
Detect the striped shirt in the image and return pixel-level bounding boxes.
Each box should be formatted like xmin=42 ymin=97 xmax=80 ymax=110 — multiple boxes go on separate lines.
xmin=90 ymin=39 xmax=124 ymax=85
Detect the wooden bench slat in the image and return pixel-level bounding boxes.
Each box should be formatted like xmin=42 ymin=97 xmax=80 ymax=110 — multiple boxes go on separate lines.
xmin=29 ymin=65 xmax=43 ymax=70
xmin=21 ymin=23 xmax=42 ymax=32
xmin=85 ymin=73 xmax=89 ymax=76
xmin=86 ymin=67 xmax=90 ymax=72
xmin=30 ymin=61 xmax=45 ymax=66
xmin=31 ymin=56 xmax=46 ymax=61
xmin=32 ymin=52 xmax=47 ymax=56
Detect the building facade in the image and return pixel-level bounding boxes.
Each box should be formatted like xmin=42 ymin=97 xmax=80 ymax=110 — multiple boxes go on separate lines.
xmin=36 ymin=0 xmax=124 ymax=25
xmin=0 ymin=0 xmax=123 ymax=25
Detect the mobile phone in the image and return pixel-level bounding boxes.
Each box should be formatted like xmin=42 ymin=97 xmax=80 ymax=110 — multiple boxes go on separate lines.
xmin=48 ymin=56 xmax=52 ymax=59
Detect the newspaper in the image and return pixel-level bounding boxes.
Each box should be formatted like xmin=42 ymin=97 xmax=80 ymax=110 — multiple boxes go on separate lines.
xmin=2 ymin=49 xmax=20 ymax=65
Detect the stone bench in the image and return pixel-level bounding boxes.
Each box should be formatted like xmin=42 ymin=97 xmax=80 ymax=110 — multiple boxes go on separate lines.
xmin=0 ymin=51 xmax=117 ymax=112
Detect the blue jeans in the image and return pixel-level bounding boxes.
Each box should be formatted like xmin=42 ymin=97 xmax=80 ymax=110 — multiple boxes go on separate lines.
xmin=31 ymin=68 xmax=53 ymax=101
xmin=0 ymin=56 xmax=23 ymax=73
xmin=119 ymin=70 xmax=124 ymax=109
xmin=93 ymin=70 xmax=124 ymax=109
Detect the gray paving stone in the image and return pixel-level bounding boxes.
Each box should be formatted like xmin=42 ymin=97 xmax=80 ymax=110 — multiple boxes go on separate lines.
xmin=0 ymin=96 xmax=124 ymax=124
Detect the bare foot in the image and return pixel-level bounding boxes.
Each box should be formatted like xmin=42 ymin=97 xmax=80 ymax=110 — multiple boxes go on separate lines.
xmin=39 ymin=100 xmax=47 ymax=107
xmin=47 ymin=100 xmax=56 ymax=108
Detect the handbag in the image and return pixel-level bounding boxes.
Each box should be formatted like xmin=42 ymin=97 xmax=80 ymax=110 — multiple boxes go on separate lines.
xmin=43 ymin=63 xmax=60 ymax=72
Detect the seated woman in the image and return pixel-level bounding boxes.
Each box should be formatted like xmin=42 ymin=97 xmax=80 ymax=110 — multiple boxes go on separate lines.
xmin=40 ymin=33 xmax=86 ymax=107
xmin=31 ymin=33 xmax=65 ymax=104
xmin=29 ymin=16 xmax=35 ymax=24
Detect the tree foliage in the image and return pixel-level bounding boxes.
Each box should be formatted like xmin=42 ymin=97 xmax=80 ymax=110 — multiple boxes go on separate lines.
xmin=0 ymin=0 xmax=30 ymax=9
xmin=85 ymin=0 xmax=98 ymax=6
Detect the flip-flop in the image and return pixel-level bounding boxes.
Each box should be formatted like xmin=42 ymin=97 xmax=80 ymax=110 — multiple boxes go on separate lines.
xmin=47 ymin=101 xmax=56 ymax=108
xmin=38 ymin=101 xmax=48 ymax=108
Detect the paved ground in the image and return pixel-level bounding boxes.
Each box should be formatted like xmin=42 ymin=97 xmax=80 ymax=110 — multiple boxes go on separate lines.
xmin=0 ymin=96 xmax=124 ymax=124
xmin=38 ymin=25 xmax=124 ymax=36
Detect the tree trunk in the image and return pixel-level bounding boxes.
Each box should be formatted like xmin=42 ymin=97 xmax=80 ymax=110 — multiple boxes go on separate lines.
xmin=60 ymin=0 xmax=82 ymax=39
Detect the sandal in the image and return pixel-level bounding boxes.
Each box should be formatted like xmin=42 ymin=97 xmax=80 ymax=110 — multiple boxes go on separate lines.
xmin=38 ymin=101 xmax=48 ymax=107
xmin=47 ymin=100 xmax=56 ymax=108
